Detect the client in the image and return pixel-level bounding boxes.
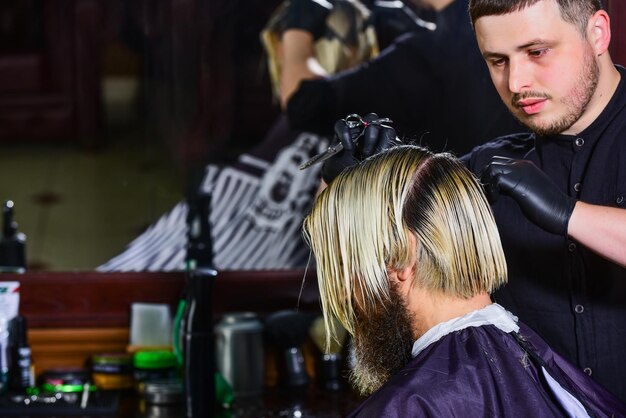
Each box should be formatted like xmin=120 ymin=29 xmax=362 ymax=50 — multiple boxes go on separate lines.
xmin=303 ymin=146 xmax=626 ymax=417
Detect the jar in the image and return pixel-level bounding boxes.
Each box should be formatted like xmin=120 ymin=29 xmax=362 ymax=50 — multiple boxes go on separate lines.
xmin=91 ymin=352 xmax=134 ymax=390
xmin=133 ymin=351 xmax=177 ymax=386
xmin=141 ymin=379 xmax=183 ymax=405
xmin=40 ymin=368 xmax=96 ymax=404
xmin=138 ymin=379 xmax=184 ymax=418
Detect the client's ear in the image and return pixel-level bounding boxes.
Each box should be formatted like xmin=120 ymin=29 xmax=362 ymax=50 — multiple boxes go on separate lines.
xmin=396 ymin=265 xmax=415 ymax=282
xmin=393 ymin=233 xmax=417 ymax=284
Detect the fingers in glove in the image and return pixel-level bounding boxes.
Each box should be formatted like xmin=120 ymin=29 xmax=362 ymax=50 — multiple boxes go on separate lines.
xmin=362 ymin=112 xmax=397 ymax=156
xmin=361 ymin=123 xmax=380 ymax=157
xmin=479 ymin=156 xmax=512 ymax=203
xmin=334 ymin=119 xmax=355 ymax=151
xmin=321 ymin=152 xmax=358 ymax=185
xmin=376 ymin=124 xmax=398 ymax=153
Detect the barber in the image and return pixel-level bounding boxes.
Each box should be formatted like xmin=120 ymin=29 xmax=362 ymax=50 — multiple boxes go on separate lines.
xmin=318 ymin=0 xmax=626 ymax=400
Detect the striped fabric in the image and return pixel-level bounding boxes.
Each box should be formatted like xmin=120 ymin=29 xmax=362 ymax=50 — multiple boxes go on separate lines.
xmin=98 ymin=133 xmax=327 ymax=271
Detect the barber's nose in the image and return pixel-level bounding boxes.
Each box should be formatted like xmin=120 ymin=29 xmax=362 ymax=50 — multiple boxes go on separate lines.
xmin=507 ymin=60 xmax=531 ymax=93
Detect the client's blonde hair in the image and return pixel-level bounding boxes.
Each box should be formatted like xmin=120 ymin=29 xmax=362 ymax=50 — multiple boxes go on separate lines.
xmin=303 ymin=146 xmax=507 ymax=348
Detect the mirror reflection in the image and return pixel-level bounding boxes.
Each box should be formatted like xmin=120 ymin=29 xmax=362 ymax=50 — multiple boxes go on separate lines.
xmin=0 ymin=0 xmax=281 ymax=271
xmin=3 ymin=0 xmax=623 ymax=273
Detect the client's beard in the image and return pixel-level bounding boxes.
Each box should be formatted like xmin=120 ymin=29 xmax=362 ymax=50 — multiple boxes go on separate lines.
xmin=349 ymin=287 xmax=416 ymax=395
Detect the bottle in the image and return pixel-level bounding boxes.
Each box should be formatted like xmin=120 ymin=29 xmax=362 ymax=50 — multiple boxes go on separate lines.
xmin=173 ymin=191 xmax=210 ymax=364
xmin=8 ymin=315 xmax=32 ymax=391
xmin=0 ymin=200 xmax=26 ymax=273
xmin=181 ymin=192 xmax=217 ymax=417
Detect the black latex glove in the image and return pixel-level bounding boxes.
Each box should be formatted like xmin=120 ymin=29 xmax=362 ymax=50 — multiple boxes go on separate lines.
xmin=282 ymin=0 xmax=334 ymax=40
xmin=321 ymin=113 xmax=398 ymax=184
xmin=480 ymin=156 xmax=576 ymax=235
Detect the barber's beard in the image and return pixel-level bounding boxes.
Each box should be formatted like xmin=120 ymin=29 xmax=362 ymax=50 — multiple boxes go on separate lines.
xmin=512 ymin=44 xmax=599 ymax=136
xmin=349 ymin=288 xmax=417 ymax=396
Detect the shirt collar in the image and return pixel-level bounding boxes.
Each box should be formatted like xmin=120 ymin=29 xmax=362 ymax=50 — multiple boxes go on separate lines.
xmin=411 ymin=303 xmax=519 ymax=357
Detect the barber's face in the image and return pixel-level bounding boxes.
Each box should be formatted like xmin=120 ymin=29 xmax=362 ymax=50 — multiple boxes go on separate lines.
xmin=349 ymin=285 xmax=415 ymax=395
xmin=475 ymin=0 xmax=599 ymax=136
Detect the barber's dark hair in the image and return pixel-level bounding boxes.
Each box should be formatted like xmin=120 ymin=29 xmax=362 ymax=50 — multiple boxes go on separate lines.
xmin=469 ymin=0 xmax=603 ymax=34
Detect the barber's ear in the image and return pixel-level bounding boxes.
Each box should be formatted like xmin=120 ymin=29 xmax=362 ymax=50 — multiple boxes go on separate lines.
xmin=588 ymin=9 xmax=611 ymax=56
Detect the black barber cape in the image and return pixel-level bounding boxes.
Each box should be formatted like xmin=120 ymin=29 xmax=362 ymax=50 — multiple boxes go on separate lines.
xmin=349 ymin=309 xmax=625 ymax=417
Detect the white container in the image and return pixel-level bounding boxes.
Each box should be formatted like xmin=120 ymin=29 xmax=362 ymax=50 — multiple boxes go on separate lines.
xmin=130 ymin=303 xmax=172 ymax=348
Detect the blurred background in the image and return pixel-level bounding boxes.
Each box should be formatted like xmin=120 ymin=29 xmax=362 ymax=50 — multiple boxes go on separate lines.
xmin=0 ymin=0 xmax=282 ymax=270
xmin=0 ymin=0 xmax=624 ymax=271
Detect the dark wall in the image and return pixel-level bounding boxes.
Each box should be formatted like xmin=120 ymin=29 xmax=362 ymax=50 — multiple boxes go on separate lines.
xmin=136 ymin=0 xmax=282 ymax=177
xmin=606 ymin=0 xmax=626 ymax=66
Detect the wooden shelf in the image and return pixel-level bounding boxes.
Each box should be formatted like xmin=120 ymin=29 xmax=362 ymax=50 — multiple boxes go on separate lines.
xmin=4 ymin=270 xmax=320 ymax=328
xmin=1 ymin=270 xmax=321 ymax=380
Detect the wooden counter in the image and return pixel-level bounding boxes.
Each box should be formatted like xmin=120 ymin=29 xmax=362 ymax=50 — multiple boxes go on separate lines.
xmin=0 ymin=270 xmax=366 ymax=417
xmin=2 ymin=270 xmax=321 ymax=377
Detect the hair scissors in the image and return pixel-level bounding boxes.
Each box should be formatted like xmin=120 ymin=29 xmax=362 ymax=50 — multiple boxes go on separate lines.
xmin=299 ymin=114 xmax=392 ymax=170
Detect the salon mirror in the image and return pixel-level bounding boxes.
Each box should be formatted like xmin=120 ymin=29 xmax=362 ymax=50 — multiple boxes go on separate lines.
xmin=0 ymin=0 xmax=280 ymax=271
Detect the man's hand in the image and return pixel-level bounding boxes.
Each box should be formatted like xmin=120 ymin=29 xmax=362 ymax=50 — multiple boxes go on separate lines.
xmin=321 ymin=113 xmax=398 ymax=184
xmin=480 ymin=156 xmax=576 ymax=235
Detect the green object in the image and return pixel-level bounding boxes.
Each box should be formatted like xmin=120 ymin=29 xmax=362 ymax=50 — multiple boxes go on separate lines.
xmin=172 ymin=299 xmax=186 ymax=366
xmin=41 ymin=383 xmax=97 ymax=393
xmin=134 ymin=350 xmax=177 ymax=383
xmin=25 ymin=386 xmax=39 ymax=396
xmin=215 ymin=371 xmax=234 ymax=407
xmin=134 ymin=351 xmax=177 ymax=370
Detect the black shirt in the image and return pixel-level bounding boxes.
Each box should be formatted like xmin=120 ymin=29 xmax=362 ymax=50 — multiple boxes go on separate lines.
xmin=464 ymin=65 xmax=626 ymax=402
xmin=287 ymin=0 xmax=525 ymax=156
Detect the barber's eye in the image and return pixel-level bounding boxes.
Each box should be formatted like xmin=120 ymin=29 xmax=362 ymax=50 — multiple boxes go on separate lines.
xmin=529 ymin=48 xmax=548 ymax=58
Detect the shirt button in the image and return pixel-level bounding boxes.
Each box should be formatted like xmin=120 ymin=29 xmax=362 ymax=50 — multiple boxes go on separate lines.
xmin=584 ymin=367 xmax=592 ymax=376
xmin=568 ymin=242 xmax=577 ymax=252
xmin=618 ymin=196 xmax=624 ymax=204
xmin=574 ymin=183 xmax=582 ymax=192
xmin=575 ymin=138 xmax=585 ymax=147
xmin=575 ymin=304 xmax=584 ymax=314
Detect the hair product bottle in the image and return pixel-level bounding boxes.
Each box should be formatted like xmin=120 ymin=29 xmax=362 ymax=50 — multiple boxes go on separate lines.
xmin=8 ymin=315 xmax=32 ymax=391
xmin=181 ymin=192 xmax=217 ymax=417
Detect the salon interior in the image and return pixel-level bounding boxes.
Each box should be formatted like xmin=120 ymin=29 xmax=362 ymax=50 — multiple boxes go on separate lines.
xmin=0 ymin=0 xmax=625 ymax=417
